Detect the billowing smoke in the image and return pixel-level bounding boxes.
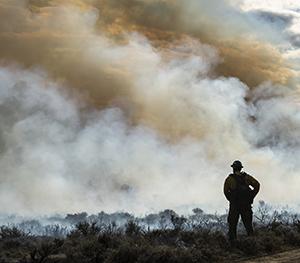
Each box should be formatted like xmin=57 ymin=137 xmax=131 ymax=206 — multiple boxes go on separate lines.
xmin=0 ymin=0 xmax=299 ymax=215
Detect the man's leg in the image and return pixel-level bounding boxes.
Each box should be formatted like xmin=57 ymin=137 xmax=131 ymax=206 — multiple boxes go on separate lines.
xmin=240 ymin=205 xmax=254 ymax=236
xmin=228 ymin=204 xmax=239 ymax=241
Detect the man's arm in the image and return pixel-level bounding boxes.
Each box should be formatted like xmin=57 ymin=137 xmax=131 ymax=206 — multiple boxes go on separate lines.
xmin=246 ymin=174 xmax=260 ymax=198
xmin=223 ymin=177 xmax=232 ymax=201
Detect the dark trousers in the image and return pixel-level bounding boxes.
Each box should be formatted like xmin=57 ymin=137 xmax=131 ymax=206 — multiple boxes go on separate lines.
xmin=228 ymin=203 xmax=253 ymax=241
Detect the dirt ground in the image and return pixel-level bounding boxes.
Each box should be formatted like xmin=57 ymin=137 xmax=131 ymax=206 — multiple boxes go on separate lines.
xmin=241 ymin=249 xmax=300 ymax=263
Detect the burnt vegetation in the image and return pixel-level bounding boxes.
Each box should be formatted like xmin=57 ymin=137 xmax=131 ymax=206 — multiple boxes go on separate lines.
xmin=1 ymin=202 xmax=300 ymax=262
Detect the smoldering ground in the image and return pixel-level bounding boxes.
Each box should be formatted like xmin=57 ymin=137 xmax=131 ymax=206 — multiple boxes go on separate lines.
xmin=0 ymin=0 xmax=299 ymax=216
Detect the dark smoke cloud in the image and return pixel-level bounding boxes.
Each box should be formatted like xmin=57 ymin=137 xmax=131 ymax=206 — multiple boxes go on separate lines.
xmin=249 ymin=9 xmax=300 ymax=50
xmin=92 ymin=0 xmax=294 ymax=87
xmin=0 ymin=0 xmax=295 ymax=141
xmin=250 ymin=10 xmax=293 ymax=30
xmin=0 ymin=0 xmax=294 ymax=94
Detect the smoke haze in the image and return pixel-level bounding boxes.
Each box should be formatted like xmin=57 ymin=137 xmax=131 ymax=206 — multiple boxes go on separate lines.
xmin=0 ymin=0 xmax=299 ymax=215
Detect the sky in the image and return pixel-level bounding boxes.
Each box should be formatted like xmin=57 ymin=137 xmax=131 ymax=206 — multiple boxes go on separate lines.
xmin=241 ymin=0 xmax=300 ymax=11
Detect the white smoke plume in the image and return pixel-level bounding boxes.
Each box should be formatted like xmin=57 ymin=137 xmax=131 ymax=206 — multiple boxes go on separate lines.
xmin=0 ymin=0 xmax=299 ymax=216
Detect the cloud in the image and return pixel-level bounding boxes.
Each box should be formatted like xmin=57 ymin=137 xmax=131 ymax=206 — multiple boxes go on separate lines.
xmin=0 ymin=0 xmax=294 ymax=95
xmin=0 ymin=64 xmax=249 ymax=214
xmin=0 ymin=0 xmax=299 ymax=215
xmin=0 ymin=44 xmax=299 ymax=215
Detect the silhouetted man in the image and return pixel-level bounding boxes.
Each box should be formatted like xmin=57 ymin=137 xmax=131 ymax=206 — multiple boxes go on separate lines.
xmin=223 ymin=160 xmax=260 ymax=242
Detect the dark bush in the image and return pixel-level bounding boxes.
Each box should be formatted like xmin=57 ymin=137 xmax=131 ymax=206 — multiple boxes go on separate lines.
xmin=70 ymin=221 xmax=101 ymax=237
xmin=261 ymin=233 xmax=283 ymax=253
xmin=125 ymin=220 xmax=142 ymax=236
xmin=0 ymin=226 xmax=27 ymax=239
xmin=108 ymin=243 xmax=140 ymax=263
xmin=236 ymin=236 xmax=262 ymax=255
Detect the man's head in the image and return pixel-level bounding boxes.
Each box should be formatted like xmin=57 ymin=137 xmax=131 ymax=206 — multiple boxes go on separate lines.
xmin=231 ymin=160 xmax=243 ymax=172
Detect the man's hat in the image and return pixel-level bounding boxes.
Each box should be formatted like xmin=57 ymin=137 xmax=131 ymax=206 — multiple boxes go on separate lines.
xmin=231 ymin=160 xmax=243 ymax=168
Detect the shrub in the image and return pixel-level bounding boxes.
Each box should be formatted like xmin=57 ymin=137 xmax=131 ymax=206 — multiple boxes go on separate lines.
xmin=70 ymin=222 xmax=101 ymax=237
xmin=236 ymin=236 xmax=262 ymax=256
xmin=125 ymin=221 xmax=142 ymax=236
xmin=0 ymin=226 xmax=27 ymax=239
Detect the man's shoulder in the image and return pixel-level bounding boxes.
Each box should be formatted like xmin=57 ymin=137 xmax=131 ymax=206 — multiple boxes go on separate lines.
xmin=243 ymin=172 xmax=259 ymax=183
xmin=225 ymin=174 xmax=235 ymax=182
xmin=242 ymin=172 xmax=254 ymax=179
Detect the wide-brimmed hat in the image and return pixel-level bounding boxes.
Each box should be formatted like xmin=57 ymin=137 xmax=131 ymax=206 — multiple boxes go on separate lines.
xmin=231 ymin=160 xmax=243 ymax=168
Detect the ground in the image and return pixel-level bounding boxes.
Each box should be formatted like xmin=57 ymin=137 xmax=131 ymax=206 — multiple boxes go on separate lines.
xmin=242 ymin=249 xmax=300 ymax=263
